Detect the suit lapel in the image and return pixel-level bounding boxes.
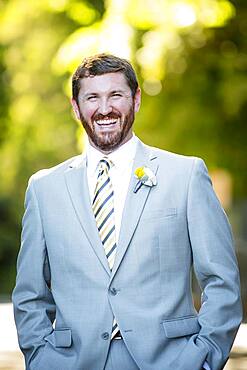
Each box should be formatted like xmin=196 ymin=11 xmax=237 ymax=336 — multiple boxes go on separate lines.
xmin=64 ymin=156 xmax=111 ymax=276
xmin=110 ymin=141 xmax=158 ymax=281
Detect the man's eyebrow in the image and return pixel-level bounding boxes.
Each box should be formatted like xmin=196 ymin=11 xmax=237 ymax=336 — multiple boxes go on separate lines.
xmin=110 ymin=89 xmax=132 ymax=96
xmin=110 ymin=89 xmax=125 ymax=93
xmin=81 ymin=89 xmax=130 ymax=98
xmin=82 ymin=92 xmax=98 ymax=98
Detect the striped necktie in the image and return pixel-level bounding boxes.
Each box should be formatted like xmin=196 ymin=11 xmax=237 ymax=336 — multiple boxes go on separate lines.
xmin=92 ymin=158 xmax=119 ymax=339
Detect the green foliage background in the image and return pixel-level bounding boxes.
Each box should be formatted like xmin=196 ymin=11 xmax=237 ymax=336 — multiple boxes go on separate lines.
xmin=0 ymin=0 xmax=246 ymax=312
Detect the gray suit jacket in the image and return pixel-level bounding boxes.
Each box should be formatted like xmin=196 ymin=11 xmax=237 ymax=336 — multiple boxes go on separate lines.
xmin=12 ymin=140 xmax=242 ymax=370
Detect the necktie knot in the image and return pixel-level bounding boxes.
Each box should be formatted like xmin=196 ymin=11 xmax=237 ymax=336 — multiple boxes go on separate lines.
xmin=97 ymin=158 xmax=113 ymax=177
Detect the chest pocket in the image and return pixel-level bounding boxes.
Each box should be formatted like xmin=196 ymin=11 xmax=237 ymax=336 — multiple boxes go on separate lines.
xmin=141 ymin=208 xmax=177 ymax=221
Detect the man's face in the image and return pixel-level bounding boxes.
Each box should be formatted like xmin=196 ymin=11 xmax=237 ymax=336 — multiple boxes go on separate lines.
xmin=72 ymin=72 xmax=141 ymax=153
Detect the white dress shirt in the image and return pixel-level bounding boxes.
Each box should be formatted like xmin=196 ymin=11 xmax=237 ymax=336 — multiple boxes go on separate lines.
xmin=86 ymin=134 xmax=138 ymax=242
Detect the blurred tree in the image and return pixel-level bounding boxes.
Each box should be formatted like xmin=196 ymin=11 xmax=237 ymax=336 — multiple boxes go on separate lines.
xmin=0 ymin=0 xmax=104 ymax=294
xmin=137 ymin=7 xmax=247 ymax=199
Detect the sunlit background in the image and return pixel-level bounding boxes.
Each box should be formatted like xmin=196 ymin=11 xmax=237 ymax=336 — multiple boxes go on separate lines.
xmin=0 ymin=0 xmax=246 ymax=368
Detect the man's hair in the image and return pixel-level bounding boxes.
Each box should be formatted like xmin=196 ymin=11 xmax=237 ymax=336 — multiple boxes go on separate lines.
xmin=72 ymin=53 xmax=139 ymax=103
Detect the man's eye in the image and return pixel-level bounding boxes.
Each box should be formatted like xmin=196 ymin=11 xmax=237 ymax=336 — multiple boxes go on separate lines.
xmin=112 ymin=93 xmax=122 ymax=98
xmin=87 ymin=96 xmax=97 ymax=101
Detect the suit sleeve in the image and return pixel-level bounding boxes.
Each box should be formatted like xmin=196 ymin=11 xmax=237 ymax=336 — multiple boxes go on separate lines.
xmin=187 ymin=158 xmax=242 ymax=369
xmin=12 ymin=177 xmax=56 ymax=368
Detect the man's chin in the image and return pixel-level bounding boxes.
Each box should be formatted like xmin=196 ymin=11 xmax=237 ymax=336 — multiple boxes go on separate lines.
xmin=92 ymin=132 xmax=123 ymax=152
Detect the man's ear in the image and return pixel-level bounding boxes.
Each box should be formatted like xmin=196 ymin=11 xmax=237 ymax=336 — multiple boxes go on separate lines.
xmin=71 ymin=98 xmax=81 ymax=120
xmin=134 ymin=88 xmax=141 ymax=113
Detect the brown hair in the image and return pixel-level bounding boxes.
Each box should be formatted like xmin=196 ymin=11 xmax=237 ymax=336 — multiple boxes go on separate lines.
xmin=72 ymin=53 xmax=139 ymax=103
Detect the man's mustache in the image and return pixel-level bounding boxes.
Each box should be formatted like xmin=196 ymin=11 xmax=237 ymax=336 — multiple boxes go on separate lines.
xmin=92 ymin=112 xmax=121 ymax=121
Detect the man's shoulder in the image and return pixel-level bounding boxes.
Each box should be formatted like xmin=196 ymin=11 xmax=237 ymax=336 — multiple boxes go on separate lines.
xmin=29 ymin=154 xmax=83 ymax=183
xmin=142 ymin=143 xmax=207 ymax=181
xmin=146 ymin=143 xmax=199 ymax=166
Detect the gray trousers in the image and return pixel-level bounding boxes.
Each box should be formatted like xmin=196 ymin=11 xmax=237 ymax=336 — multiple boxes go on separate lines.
xmin=104 ymin=339 xmax=140 ymax=370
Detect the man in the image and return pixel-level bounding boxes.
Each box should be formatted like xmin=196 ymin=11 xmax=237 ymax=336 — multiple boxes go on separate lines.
xmin=12 ymin=54 xmax=242 ymax=370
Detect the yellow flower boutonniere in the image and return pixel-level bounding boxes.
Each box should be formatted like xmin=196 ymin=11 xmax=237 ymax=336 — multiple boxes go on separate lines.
xmin=134 ymin=166 xmax=157 ymax=193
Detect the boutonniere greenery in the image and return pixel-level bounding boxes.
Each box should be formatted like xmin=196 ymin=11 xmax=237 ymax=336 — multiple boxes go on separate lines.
xmin=133 ymin=166 xmax=157 ymax=193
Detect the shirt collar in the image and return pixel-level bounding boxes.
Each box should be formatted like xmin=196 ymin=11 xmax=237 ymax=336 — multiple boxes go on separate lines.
xmin=86 ymin=134 xmax=138 ymax=177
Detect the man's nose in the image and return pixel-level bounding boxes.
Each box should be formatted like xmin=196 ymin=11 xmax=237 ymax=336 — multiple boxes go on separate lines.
xmin=97 ymin=98 xmax=112 ymax=115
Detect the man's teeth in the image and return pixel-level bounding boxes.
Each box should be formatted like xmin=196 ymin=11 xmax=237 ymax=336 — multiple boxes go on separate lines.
xmin=95 ymin=118 xmax=117 ymax=125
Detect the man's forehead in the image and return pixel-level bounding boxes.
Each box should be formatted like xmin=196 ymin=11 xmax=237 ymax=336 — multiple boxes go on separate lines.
xmin=79 ymin=72 xmax=130 ymax=94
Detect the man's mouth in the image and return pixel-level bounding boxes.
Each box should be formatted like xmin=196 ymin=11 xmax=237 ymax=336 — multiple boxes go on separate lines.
xmin=94 ymin=118 xmax=119 ymax=127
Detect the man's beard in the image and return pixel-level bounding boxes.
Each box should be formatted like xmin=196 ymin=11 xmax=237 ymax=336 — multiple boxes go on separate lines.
xmin=79 ymin=105 xmax=135 ymax=152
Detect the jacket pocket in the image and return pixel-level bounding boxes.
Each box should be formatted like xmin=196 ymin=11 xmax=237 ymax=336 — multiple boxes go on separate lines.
xmin=162 ymin=315 xmax=200 ymax=338
xmin=142 ymin=208 xmax=177 ymax=220
xmin=45 ymin=328 xmax=72 ymax=348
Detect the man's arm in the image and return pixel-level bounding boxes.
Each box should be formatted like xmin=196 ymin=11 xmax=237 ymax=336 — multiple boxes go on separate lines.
xmin=187 ymin=158 xmax=242 ymax=370
xmin=12 ymin=177 xmax=56 ymax=369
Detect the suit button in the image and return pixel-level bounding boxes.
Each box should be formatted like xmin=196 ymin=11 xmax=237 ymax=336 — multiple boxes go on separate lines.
xmin=110 ymin=287 xmax=117 ymax=296
xmin=101 ymin=332 xmax=109 ymax=340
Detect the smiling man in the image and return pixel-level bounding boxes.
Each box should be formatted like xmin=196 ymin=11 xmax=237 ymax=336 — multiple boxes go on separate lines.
xmin=71 ymin=69 xmax=140 ymax=152
xmin=13 ymin=54 xmax=242 ymax=370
